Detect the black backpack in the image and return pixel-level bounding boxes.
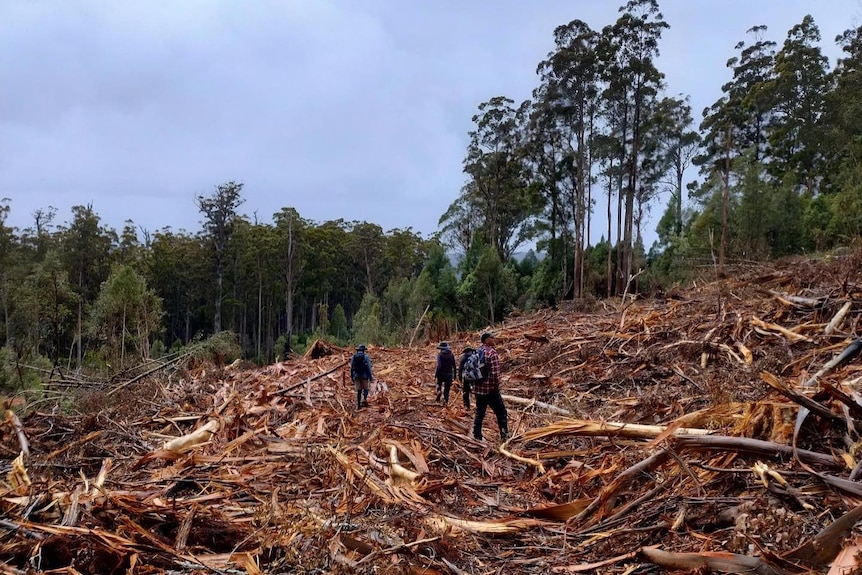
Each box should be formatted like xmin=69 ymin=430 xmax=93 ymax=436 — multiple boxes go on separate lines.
xmin=351 ymin=352 xmax=371 ymax=379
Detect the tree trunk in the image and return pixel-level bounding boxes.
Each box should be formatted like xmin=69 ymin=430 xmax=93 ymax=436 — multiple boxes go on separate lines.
xmin=2 ymin=282 xmax=10 ymax=345
xmin=675 ymin=154 xmax=684 ymax=236
xmin=606 ymin=163 xmax=613 ymax=298
xmin=257 ymin=272 xmax=263 ymax=360
xmin=285 ymin=212 xmax=296 ymax=339
xmin=364 ymin=247 xmax=374 ymax=294
xmin=486 ymin=282 xmax=495 ymax=324
xmin=584 ymin=110 xmax=594 ymax=298
xmin=573 ymin=111 xmax=586 ymax=300
xmin=615 ymin=100 xmax=628 ymax=296
xmin=214 ymin=258 xmax=223 ymax=333
xmin=623 ymin=94 xmax=642 ymax=294
xmin=121 ymin=303 xmax=126 ymax=368
xmin=76 ymin=300 xmax=82 ymax=369
xmin=720 ymin=123 xmax=732 ymax=274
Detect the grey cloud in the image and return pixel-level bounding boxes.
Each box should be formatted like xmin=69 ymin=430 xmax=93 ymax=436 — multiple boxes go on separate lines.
xmin=1 ymin=0 xmax=860 ymax=239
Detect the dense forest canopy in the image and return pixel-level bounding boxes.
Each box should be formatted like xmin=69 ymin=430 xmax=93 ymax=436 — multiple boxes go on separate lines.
xmin=2 ymin=1 xmax=862 ymax=383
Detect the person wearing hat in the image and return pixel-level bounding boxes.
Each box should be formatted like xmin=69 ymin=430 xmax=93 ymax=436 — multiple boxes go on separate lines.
xmin=435 ymin=341 xmax=456 ymax=404
xmin=473 ymin=332 xmax=508 ymax=442
xmin=350 ymin=344 xmax=374 ymax=409
xmin=457 ymin=346 xmax=475 ymax=410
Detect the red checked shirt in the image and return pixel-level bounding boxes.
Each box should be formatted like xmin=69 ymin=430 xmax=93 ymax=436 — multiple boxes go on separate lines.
xmin=472 ymin=344 xmax=501 ymax=395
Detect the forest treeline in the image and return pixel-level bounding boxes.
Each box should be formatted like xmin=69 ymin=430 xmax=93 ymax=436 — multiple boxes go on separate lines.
xmin=2 ymin=0 xmax=862 ymax=386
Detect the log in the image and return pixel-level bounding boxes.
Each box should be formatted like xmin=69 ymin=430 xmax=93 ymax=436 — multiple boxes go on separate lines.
xmin=750 ymin=317 xmax=814 ymax=343
xmin=520 ymin=418 xmax=712 ymax=443
xmin=388 ymin=444 xmax=421 ymax=483
xmin=5 ymin=410 xmax=29 ymax=456
xmin=674 ymin=435 xmax=840 ymax=469
xmin=502 ymin=394 xmax=572 ymax=416
xmin=162 ymin=419 xmax=220 ymax=454
xmin=640 ymin=547 xmax=794 ymax=575
xmin=759 ymin=372 xmax=842 ymax=423
xmin=767 ymin=290 xmax=825 ymax=309
xmin=825 ymin=301 xmax=853 ymax=335
xmin=802 ymin=338 xmax=862 ymax=389
xmin=784 ymin=501 xmax=862 ymax=567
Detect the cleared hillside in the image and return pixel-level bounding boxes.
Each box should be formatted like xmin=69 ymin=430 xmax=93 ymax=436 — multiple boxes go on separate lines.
xmin=3 ymin=250 xmax=862 ymax=574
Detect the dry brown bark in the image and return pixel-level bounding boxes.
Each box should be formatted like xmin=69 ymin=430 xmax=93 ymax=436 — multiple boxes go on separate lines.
xmin=3 ymin=251 xmax=862 ymax=573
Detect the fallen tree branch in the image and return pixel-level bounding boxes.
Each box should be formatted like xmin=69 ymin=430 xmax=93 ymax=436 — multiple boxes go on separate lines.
xmin=825 ymin=301 xmax=853 ymax=335
xmin=5 ymin=410 xmax=29 ymax=456
xmin=162 ymin=419 xmax=221 ymax=454
xmin=750 ymin=317 xmax=814 ymax=343
xmin=275 ymin=361 xmax=348 ymax=396
xmin=673 ymin=435 xmax=839 ymax=469
xmin=640 ymin=547 xmax=795 ymax=575
xmin=502 ymin=394 xmax=572 ymax=416
xmin=498 ymin=441 xmax=546 ymax=474
xmin=573 ymin=449 xmax=671 ymax=525
xmin=784 ymin=501 xmax=862 ymax=567
xmin=759 ymin=372 xmax=842 ymax=423
xmin=520 ymin=418 xmax=712 ymax=444
xmin=354 ymin=536 xmax=440 ymax=566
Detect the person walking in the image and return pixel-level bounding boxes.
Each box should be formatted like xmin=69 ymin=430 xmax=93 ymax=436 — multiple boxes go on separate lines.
xmin=457 ymin=346 xmax=475 ymax=410
xmin=472 ymin=333 xmax=508 ymax=442
xmin=435 ymin=342 xmax=456 ymax=405
xmin=350 ymin=344 xmax=374 ymax=409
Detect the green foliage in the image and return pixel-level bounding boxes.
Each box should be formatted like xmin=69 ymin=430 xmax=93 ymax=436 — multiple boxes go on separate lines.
xmin=735 ymin=151 xmax=773 ymax=258
xmin=196 ymin=181 xmax=245 ymax=333
xmin=10 ymin=251 xmax=78 ymax=361
xmin=525 ymin=256 xmax=563 ymax=309
xmin=351 ymin=292 xmax=385 ymax=346
xmin=88 ymin=264 xmax=164 ymax=368
xmin=442 ymin=96 xmax=542 ymax=262
xmin=330 ymin=303 xmax=348 ymax=341
xmin=0 ymin=346 xmax=51 ymax=392
xmin=151 ymin=339 xmax=167 ymax=359
xmin=316 ymin=303 xmax=329 ymax=337
xmin=189 ymin=331 xmax=243 ymax=366
xmin=7 ymin=10 xmax=862 ymax=374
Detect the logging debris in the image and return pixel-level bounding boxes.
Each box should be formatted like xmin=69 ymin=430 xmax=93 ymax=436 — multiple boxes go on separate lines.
xmin=3 ymin=252 xmax=862 ymax=573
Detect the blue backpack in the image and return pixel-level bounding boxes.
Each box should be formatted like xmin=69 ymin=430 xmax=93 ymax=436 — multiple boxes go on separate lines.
xmin=462 ymin=348 xmax=486 ymax=383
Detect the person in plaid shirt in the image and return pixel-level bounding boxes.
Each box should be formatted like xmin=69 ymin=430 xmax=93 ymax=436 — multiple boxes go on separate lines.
xmin=472 ymin=332 xmax=508 ymax=442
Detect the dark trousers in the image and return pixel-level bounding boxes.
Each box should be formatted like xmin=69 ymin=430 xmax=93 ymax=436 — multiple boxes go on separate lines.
xmin=461 ymin=380 xmax=471 ymax=409
xmin=436 ymin=378 xmax=453 ymax=403
xmin=473 ymin=390 xmax=508 ymax=440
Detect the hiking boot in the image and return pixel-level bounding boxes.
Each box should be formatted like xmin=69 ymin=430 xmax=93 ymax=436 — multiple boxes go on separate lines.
xmin=500 ymin=429 xmax=509 ymax=441
xmin=435 ymin=391 xmax=442 ymax=403
xmin=473 ymin=435 xmax=484 ymax=442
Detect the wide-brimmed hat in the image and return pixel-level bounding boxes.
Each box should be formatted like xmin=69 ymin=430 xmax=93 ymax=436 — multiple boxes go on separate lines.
xmin=437 ymin=342 xmax=450 ymax=349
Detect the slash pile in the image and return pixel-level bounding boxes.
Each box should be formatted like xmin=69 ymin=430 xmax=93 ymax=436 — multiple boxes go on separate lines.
xmin=3 ymin=250 xmax=862 ymax=574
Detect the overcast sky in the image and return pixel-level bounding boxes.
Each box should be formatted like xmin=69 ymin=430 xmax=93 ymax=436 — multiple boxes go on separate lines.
xmin=2 ymin=1 xmax=861 ymax=245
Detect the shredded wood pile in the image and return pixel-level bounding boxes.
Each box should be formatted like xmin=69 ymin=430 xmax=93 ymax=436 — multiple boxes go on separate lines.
xmin=3 ymin=251 xmax=862 ymax=574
